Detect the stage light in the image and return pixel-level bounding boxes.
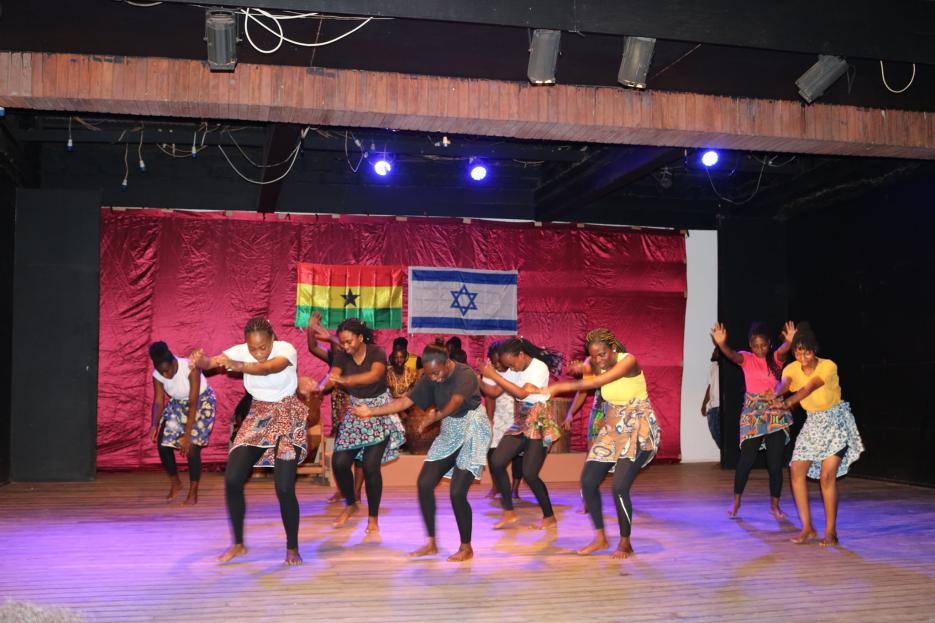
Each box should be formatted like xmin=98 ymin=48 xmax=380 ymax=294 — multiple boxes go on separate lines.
xmin=0 ymin=107 xmax=5 ymax=118
xmin=527 ymin=29 xmax=561 ymax=85
xmin=205 ymin=9 xmax=240 ymax=72
xmin=121 ymin=177 xmax=128 ymax=191
xmin=701 ymin=150 xmax=719 ymax=167
xmin=373 ymin=159 xmax=392 ymax=176
xmin=795 ymin=55 xmax=848 ymax=103
xmin=618 ymin=36 xmax=656 ymax=89
xmin=469 ymin=159 xmax=487 ymax=181
xmin=66 ymin=138 xmax=74 ymax=152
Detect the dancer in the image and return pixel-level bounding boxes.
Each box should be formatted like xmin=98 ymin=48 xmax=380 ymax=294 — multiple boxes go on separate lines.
xmin=562 ymin=356 xmax=604 ymax=513
xmin=352 ymin=344 xmax=491 ymax=561
xmin=314 ymin=318 xmax=405 ymax=533
xmin=544 ymin=328 xmax=661 ymax=558
xmin=481 ymin=337 xmax=564 ymax=530
xmin=775 ymin=323 xmax=864 ymax=546
xmin=711 ymin=321 xmax=795 ymax=519
xmin=389 ymin=345 xmax=431 ymax=453
xmin=306 ymin=312 xmax=362 ymax=503
xmin=190 ymin=318 xmax=309 ymax=565
xmin=480 ymin=341 xmax=523 ymax=500
xmin=148 ymin=341 xmax=216 ymax=505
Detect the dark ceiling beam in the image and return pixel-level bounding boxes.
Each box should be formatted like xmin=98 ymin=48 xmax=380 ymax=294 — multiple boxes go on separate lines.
xmin=255 ymin=124 xmax=304 ymax=213
xmin=154 ymin=0 xmax=935 ymax=64
xmin=11 ymin=127 xmax=588 ymax=162
xmin=535 ymin=146 xmax=683 ymax=221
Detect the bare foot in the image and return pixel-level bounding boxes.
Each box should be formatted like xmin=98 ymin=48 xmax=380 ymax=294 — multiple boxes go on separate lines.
xmin=727 ymin=495 xmax=741 ymax=518
xmin=333 ymin=503 xmax=359 ymax=528
xmin=493 ymin=511 xmax=519 ymax=529
xmin=576 ymin=534 xmax=609 ymax=555
xmin=365 ymin=517 xmax=380 ymax=534
xmin=791 ymin=528 xmax=817 ymax=544
xmin=409 ymin=540 xmax=438 ymax=558
xmin=166 ymin=478 xmax=183 ymax=501
xmin=609 ymin=538 xmax=634 ymax=559
xmin=284 ymin=548 xmax=303 ymax=565
xmin=217 ymin=544 xmax=248 ymax=562
xmin=181 ymin=492 xmax=198 ymax=506
xmin=530 ymin=516 xmax=557 ymax=530
xmin=447 ymin=544 xmax=474 ymax=562
xmin=770 ymin=505 xmax=786 ymax=520
xmin=819 ymin=533 xmax=839 ymax=547
xmin=327 ymin=491 xmax=342 ymax=503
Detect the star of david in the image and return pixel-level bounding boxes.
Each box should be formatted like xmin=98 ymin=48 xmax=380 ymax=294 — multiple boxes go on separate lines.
xmin=341 ymin=289 xmax=360 ymax=307
xmin=449 ymin=284 xmax=479 ymax=316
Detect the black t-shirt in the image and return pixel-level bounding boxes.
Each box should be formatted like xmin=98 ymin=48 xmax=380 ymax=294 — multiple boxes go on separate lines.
xmin=407 ymin=362 xmax=482 ymax=418
xmin=331 ymin=345 xmax=388 ymax=398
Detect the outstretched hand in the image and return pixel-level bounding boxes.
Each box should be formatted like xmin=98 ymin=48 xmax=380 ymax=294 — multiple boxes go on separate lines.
xmin=710 ymin=322 xmax=728 ymax=346
xmin=781 ymin=320 xmax=797 ymax=344
xmin=307 ymin=311 xmax=332 ymax=341
xmin=188 ymin=348 xmax=205 ymax=367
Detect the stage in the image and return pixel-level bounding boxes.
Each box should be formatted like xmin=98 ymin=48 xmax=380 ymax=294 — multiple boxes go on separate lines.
xmin=1 ymin=463 xmax=934 ymax=622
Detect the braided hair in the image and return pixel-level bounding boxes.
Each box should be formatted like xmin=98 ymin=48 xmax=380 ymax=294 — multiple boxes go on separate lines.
xmin=498 ymin=337 xmax=565 ymax=377
xmin=748 ymin=321 xmax=783 ymax=379
xmin=148 ymin=341 xmax=174 ymax=367
xmin=336 ymin=318 xmax=375 ymax=344
xmin=244 ymin=317 xmax=274 ymax=339
xmin=584 ymin=328 xmax=627 ymax=354
xmin=791 ymin=322 xmax=820 ymax=353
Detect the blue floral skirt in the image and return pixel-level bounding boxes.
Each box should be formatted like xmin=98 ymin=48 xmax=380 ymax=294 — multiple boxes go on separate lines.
xmin=159 ymin=387 xmax=217 ymax=448
xmin=334 ymin=391 xmax=406 ymax=464
xmin=792 ymin=401 xmax=864 ymax=479
xmin=425 ymin=406 xmax=491 ymax=480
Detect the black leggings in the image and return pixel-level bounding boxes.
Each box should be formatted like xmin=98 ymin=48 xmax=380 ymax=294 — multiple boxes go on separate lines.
xmin=487 ymin=447 xmax=523 ymax=484
xmin=734 ymin=430 xmax=786 ymax=498
xmin=333 ymin=437 xmax=389 ymax=518
xmin=417 ymin=448 xmax=476 ymax=543
xmin=225 ymin=444 xmax=300 ymax=549
xmin=157 ymin=442 xmax=202 ymax=482
xmin=490 ymin=435 xmax=553 ymax=518
xmin=580 ymin=451 xmax=652 ymax=537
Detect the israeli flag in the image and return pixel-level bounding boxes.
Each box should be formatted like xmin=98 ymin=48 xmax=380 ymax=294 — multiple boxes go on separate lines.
xmin=407 ymin=267 xmax=518 ymax=335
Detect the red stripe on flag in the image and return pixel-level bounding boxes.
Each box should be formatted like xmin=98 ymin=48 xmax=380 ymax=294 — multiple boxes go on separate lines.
xmin=297 ymin=263 xmax=405 ymax=287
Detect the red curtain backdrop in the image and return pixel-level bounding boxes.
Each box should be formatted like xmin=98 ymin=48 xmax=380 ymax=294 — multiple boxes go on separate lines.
xmin=98 ymin=209 xmax=686 ymax=469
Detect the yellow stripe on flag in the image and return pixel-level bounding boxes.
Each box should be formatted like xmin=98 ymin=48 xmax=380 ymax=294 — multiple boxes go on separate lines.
xmin=296 ymin=283 xmax=403 ymax=310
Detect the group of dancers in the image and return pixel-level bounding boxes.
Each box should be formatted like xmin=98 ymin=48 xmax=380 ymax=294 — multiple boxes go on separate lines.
xmin=147 ymin=315 xmax=863 ymax=565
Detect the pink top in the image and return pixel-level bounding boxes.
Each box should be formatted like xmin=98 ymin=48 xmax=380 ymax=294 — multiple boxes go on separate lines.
xmin=738 ymin=350 xmax=783 ymax=394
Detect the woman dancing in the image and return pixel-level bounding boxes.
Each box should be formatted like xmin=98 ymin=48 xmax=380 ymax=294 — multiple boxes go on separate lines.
xmin=190 ymin=318 xmax=309 ymax=565
xmin=544 ymin=328 xmax=661 ymax=559
xmin=353 ymin=344 xmax=491 ymax=561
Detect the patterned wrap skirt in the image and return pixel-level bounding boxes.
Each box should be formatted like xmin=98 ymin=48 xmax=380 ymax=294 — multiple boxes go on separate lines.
xmin=230 ymin=394 xmax=309 ymax=467
xmin=159 ymin=387 xmax=217 ymax=448
xmin=331 ymin=388 xmax=350 ymax=429
xmin=504 ymin=400 xmax=562 ymax=447
xmin=334 ymin=391 xmax=406 ymax=464
xmin=587 ymin=397 xmax=661 ymax=469
xmin=739 ymin=391 xmax=793 ymax=449
xmin=792 ymin=401 xmax=864 ymax=479
xmin=586 ymin=388 xmax=606 ymax=444
xmin=425 ymin=406 xmax=492 ymax=480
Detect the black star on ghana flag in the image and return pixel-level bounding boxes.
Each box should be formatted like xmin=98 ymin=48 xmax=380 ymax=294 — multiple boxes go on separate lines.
xmin=341 ymin=288 xmax=360 ymax=307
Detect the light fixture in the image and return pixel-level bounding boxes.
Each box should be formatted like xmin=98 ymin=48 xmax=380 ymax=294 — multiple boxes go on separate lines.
xmin=527 ymin=29 xmax=561 ymax=85
xmin=205 ymin=9 xmax=240 ymax=72
xmin=373 ymin=158 xmax=392 ymax=177
xmin=66 ymin=116 xmax=74 ymax=152
xmin=795 ymin=55 xmax=848 ymax=103
xmin=657 ymin=167 xmax=673 ymax=189
xmin=701 ymin=150 xmax=719 ymax=167
xmin=469 ymin=158 xmax=487 ymax=181
xmin=618 ymin=36 xmax=656 ymax=89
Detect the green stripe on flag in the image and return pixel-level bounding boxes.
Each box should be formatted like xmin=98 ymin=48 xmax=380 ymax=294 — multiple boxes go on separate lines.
xmin=296 ymin=306 xmax=402 ymax=329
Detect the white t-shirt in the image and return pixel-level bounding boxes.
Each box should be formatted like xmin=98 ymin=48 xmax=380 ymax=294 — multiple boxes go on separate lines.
xmin=515 ymin=357 xmax=550 ymax=404
xmin=152 ymin=357 xmax=209 ymax=401
xmin=223 ymin=340 xmax=298 ymax=403
xmin=483 ymin=372 xmax=517 ymax=447
xmin=706 ymin=361 xmax=720 ymax=411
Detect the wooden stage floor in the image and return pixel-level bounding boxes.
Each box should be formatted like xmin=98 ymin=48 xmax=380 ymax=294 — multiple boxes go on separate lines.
xmin=1 ymin=463 xmax=934 ymax=622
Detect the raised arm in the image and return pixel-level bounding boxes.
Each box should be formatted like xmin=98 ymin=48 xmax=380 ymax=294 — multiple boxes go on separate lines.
xmin=774 ymin=320 xmax=796 ymax=359
xmin=546 ymin=353 xmax=639 ymax=396
xmin=306 ymin=311 xmax=341 ymax=364
xmin=710 ymin=323 xmax=744 ymax=366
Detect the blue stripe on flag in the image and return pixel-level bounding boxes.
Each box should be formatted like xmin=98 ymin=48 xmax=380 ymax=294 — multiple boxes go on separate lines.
xmin=410 ymin=269 xmax=517 ymax=285
xmin=409 ymin=317 xmax=518 ymax=331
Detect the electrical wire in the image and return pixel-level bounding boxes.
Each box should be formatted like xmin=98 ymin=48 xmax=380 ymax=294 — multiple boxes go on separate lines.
xmin=217 ymin=127 xmax=309 ymax=185
xmin=705 ymin=156 xmax=768 ymax=206
xmin=344 ymin=131 xmax=364 ymax=173
xmin=880 ymin=60 xmax=916 ymax=94
xmin=243 ymin=8 xmax=374 ymax=55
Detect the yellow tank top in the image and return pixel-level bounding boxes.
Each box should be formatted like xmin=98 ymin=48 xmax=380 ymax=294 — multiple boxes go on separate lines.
xmin=600 ymin=353 xmax=648 ymax=404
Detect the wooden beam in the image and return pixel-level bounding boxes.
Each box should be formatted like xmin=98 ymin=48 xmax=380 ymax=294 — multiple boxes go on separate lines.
xmin=1 ymin=52 xmax=934 ymax=160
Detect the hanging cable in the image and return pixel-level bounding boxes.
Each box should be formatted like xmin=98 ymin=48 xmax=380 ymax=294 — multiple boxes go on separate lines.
xmin=216 ymin=127 xmax=309 ymax=185
xmin=880 ymin=60 xmax=916 ymax=94
xmin=243 ymin=8 xmax=374 ymax=55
